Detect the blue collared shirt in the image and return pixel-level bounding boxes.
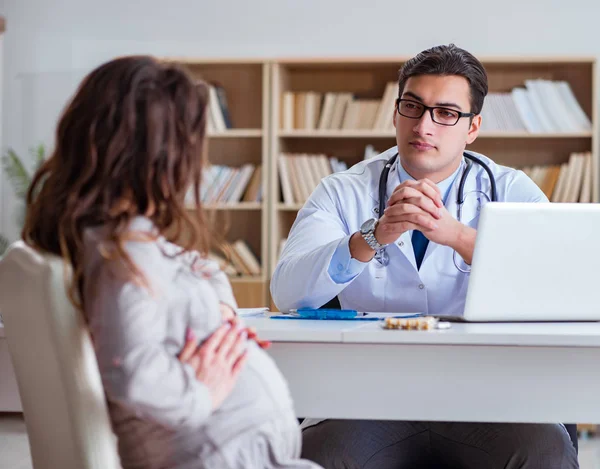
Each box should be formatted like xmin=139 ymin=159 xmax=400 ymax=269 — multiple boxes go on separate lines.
xmin=327 ymin=158 xmax=461 ymax=284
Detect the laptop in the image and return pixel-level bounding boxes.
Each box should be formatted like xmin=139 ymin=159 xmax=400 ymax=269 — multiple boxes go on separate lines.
xmin=460 ymin=202 xmax=600 ymax=322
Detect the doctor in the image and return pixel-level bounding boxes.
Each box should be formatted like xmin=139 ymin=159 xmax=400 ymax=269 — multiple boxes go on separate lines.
xmin=271 ymin=45 xmax=578 ymax=469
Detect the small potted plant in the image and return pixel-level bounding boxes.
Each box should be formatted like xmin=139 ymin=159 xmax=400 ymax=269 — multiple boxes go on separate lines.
xmin=0 ymin=144 xmax=46 ymax=256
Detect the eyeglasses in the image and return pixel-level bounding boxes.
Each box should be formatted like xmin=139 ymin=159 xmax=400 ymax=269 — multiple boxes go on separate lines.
xmin=395 ymin=98 xmax=475 ymax=126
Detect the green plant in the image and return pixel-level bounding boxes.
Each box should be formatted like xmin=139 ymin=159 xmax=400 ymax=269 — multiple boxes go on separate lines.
xmin=0 ymin=144 xmax=46 ymax=256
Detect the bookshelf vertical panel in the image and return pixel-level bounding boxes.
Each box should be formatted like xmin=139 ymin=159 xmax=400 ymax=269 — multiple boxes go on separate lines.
xmin=164 ymin=59 xmax=269 ymax=307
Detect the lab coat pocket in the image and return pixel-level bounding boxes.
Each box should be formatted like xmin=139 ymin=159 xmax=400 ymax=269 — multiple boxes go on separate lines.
xmin=340 ymin=261 xmax=386 ymax=312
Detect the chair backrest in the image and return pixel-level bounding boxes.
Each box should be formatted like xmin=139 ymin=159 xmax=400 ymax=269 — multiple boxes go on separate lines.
xmin=0 ymin=241 xmax=121 ymax=469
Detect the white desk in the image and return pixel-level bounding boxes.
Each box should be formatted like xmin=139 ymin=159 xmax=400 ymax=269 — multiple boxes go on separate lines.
xmin=246 ymin=318 xmax=600 ymax=424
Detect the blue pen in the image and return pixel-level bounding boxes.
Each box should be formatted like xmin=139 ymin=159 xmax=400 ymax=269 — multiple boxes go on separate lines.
xmin=269 ymin=308 xmax=422 ymax=321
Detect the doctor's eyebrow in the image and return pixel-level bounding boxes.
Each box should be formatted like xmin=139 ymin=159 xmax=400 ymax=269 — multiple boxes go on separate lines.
xmin=401 ymin=91 xmax=463 ymax=111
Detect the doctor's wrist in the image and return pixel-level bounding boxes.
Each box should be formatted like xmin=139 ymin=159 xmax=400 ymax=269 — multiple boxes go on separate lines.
xmin=349 ymin=232 xmax=377 ymax=262
xmin=449 ymin=224 xmax=476 ymax=265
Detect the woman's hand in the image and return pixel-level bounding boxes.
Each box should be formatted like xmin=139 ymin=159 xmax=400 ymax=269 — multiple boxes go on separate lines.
xmin=178 ymin=321 xmax=248 ymax=411
xmin=217 ymin=305 xmax=271 ymax=349
xmin=219 ymin=302 xmax=237 ymax=321
xmin=245 ymin=326 xmax=271 ymax=349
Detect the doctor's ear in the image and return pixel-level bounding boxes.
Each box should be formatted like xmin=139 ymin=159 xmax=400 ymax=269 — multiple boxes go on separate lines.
xmin=466 ymin=114 xmax=482 ymax=144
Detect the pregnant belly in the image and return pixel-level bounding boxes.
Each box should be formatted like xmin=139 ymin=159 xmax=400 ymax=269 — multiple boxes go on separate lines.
xmin=204 ymin=343 xmax=296 ymax=446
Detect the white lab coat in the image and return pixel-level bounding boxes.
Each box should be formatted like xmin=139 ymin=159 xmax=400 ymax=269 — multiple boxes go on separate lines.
xmin=271 ymin=146 xmax=547 ymax=316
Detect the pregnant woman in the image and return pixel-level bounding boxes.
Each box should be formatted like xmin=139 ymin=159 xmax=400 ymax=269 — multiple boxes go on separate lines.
xmin=21 ymin=55 xmax=321 ymax=469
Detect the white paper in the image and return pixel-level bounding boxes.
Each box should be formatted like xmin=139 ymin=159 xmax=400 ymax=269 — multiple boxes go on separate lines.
xmin=236 ymin=307 xmax=269 ymax=318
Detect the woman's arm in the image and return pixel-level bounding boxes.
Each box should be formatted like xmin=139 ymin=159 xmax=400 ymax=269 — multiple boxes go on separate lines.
xmin=88 ymin=272 xmax=213 ymax=429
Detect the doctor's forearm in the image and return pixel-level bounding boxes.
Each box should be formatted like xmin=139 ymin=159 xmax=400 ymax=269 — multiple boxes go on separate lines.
xmin=349 ymin=232 xmax=376 ymax=262
xmin=271 ymin=239 xmax=355 ymax=311
xmin=450 ymin=225 xmax=477 ymax=266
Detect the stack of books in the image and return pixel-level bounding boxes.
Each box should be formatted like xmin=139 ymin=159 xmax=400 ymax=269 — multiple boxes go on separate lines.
xmin=523 ymin=152 xmax=594 ymax=202
xmin=209 ymin=240 xmax=261 ymax=277
xmin=280 ymin=82 xmax=397 ymax=132
xmin=281 ymin=79 xmax=591 ymax=134
xmin=186 ymin=164 xmax=262 ymax=205
xmin=480 ymin=80 xmax=592 ymax=133
xmin=278 ymin=146 xmax=380 ymax=205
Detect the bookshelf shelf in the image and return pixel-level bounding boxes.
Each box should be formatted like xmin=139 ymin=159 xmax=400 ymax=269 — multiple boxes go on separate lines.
xmin=229 ymin=275 xmax=266 ymax=283
xmin=278 ymin=203 xmax=304 ymax=211
xmin=208 ymin=129 xmax=263 ymax=138
xmin=278 ymin=130 xmax=594 ymax=139
xmin=478 ymin=131 xmax=594 ymax=139
xmin=279 ymin=130 xmax=395 ymax=138
xmin=201 ymin=203 xmax=263 ymax=211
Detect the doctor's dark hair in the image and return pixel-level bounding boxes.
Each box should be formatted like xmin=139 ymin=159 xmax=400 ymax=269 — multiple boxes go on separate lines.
xmin=397 ymin=44 xmax=488 ymax=115
xmin=22 ymin=55 xmax=211 ymax=313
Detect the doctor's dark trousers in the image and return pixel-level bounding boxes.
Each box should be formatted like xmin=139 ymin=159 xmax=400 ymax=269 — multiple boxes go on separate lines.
xmin=301 ymin=420 xmax=578 ymax=469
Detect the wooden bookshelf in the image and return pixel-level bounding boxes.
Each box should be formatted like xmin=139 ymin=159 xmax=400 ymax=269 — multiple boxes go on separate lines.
xmin=279 ymin=130 xmax=593 ymax=139
xmin=168 ymin=59 xmax=270 ymax=307
xmin=269 ymin=56 xmax=598 ymax=279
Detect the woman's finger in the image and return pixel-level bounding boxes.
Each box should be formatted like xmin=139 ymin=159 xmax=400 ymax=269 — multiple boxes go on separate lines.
xmin=177 ymin=328 xmax=198 ymax=362
xmin=231 ymin=351 xmax=249 ymax=376
xmin=219 ymin=303 xmax=237 ymax=321
xmin=215 ymin=323 xmax=243 ymax=358
xmin=197 ymin=323 xmax=232 ymax=362
xmin=245 ymin=327 xmax=271 ymax=349
xmin=255 ymin=338 xmax=271 ymax=349
xmin=225 ymin=329 xmax=247 ymax=362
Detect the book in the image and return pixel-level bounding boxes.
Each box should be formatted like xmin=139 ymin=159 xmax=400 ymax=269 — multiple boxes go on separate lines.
xmin=212 ymin=83 xmax=233 ymax=129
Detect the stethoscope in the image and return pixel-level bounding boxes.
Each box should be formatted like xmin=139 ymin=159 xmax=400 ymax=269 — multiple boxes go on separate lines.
xmin=375 ymin=151 xmax=497 ymax=272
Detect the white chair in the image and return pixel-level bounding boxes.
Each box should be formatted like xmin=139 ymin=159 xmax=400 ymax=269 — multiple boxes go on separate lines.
xmin=0 ymin=241 xmax=121 ymax=469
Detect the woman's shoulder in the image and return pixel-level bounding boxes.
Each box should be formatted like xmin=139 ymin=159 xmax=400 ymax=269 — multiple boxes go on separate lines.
xmin=83 ymin=217 xmax=180 ymax=285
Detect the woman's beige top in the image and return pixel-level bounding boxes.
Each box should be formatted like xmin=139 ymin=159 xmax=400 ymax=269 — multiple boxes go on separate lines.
xmin=83 ymin=217 xmax=297 ymax=469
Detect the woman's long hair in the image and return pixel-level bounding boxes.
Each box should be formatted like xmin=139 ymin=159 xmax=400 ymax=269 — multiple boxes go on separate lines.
xmin=22 ymin=55 xmax=210 ymax=312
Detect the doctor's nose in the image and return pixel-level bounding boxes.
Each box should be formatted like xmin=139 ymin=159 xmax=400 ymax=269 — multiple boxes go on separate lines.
xmin=413 ymin=110 xmax=436 ymax=136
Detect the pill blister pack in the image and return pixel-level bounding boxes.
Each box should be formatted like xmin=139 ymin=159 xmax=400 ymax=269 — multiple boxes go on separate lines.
xmin=382 ymin=316 xmax=451 ymax=330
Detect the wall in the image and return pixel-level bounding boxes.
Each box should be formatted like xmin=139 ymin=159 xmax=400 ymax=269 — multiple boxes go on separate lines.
xmin=1 ymin=0 xmax=599 ymax=238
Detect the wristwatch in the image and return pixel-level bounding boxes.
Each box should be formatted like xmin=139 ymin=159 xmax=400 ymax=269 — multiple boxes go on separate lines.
xmin=360 ymin=218 xmax=387 ymax=251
